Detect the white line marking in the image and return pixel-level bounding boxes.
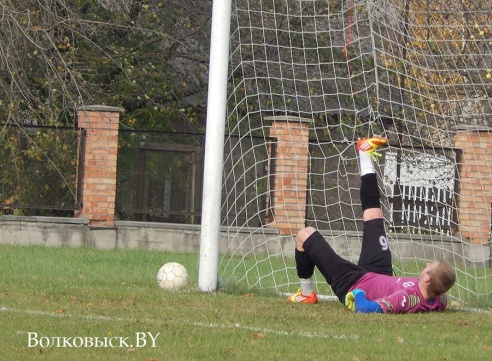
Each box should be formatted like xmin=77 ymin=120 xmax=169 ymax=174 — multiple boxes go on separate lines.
xmin=193 ymin=321 xmax=359 ymax=340
xmin=0 ymin=306 xmax=359 ymax=341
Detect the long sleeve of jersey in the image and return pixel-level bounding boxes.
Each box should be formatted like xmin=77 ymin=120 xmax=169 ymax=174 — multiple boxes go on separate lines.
xmin=355 ymin=291 xmax=383 ymax=313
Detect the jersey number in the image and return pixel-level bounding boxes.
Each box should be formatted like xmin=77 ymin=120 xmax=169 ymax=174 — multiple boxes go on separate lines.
xmin=379 ymin=235 xmax=389 ymax=251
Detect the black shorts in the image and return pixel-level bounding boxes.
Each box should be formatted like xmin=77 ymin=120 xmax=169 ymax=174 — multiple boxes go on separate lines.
xmin=303 ymin=219 xmax=392 ymax=302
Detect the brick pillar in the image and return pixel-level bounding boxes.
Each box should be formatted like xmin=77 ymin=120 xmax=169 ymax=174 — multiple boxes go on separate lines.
xmin=266 ymin=116 xmax=312 ymax=235
xmin=454 ymin=126 xmax=492 ymax=244
xmin=75 ymin=105 xmax=123 ymax=227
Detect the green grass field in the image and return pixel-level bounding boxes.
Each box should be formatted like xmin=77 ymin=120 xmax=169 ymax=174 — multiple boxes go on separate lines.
xmin=1 ymin=244 xmax=491 ymax=361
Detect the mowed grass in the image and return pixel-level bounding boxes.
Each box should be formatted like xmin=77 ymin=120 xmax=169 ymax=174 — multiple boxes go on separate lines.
xmin=1 ymin=245 xmax=491 ymax=361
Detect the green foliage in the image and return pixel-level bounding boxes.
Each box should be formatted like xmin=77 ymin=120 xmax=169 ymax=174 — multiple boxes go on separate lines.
xmin=0 ymin=1 xmax=213 ymax=213
xmin=0 ymin=126 xmax=78 ymax=213
xmin=0 ymin=0 xmax=210 ymax=131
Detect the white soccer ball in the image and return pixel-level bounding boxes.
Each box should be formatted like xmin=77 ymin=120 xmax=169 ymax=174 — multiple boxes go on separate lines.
xmin=156 ymin=262 xmax=188 ymax=291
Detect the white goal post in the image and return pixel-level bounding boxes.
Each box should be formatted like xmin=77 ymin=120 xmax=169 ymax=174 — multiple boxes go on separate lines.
xmin=198 ymin=0 xmax=233 ymax=292
xmin=200 ymin=0 xmax=492 ymax=307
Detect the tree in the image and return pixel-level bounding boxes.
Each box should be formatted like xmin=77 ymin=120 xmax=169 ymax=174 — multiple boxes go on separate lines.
xmin=0 ymin=0 xmax=212 ymax=131
xmin=373 ymin=0 xmax=492 ymax=146
xmin=226 ymin=0 xmax=492 ymax=146
xmin=0 ymin=0 xmax=213 ymax=215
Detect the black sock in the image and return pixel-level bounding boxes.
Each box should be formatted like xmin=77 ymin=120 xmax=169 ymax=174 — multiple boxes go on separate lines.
xmin=295 ymin=248 xmax=315 ymax=279
xmin=360 ymin=173 xmax=381 ymax=211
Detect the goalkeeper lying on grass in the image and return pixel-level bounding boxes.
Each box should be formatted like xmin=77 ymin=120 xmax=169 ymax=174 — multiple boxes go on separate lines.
xmin=287 ymin=137 xmax=456 ymax=314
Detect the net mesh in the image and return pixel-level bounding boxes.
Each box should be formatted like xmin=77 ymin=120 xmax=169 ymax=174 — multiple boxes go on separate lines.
xmin=219 ymin=0 xmax=492 ymax=307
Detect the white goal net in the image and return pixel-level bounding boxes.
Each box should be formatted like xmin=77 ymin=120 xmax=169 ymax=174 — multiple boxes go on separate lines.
xmin=217 ymin=0 xmax=492 ymax=307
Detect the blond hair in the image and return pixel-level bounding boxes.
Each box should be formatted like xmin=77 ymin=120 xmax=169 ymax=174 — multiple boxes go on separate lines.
xmin=427 ymin=260 xmax=456 ymax=299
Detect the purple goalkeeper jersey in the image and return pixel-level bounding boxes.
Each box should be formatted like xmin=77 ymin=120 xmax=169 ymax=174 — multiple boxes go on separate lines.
xmin=349 ymin=272 xmax=448 ymax=314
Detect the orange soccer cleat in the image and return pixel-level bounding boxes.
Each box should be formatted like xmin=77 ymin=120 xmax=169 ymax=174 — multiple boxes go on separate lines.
xmin=356 ymin=136 xmax=388 ymax=160
xmin=287 ymin=289 xmax=319 ymax=304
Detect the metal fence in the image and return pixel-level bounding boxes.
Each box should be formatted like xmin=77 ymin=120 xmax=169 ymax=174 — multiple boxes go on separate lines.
xmin=384 ymin=150 xmax=458 ymax=234
xmin=0 ymin=125 xmax=458 ymax=235
xmin=221 ymin=135 xmax=274 ymax=228
xmin=115 ymin=130 xmax=204 ymax=223
xmin=116 ymin=131 xmax=274 ymax=227
xmin=306 ymin=141 xmax=361 ymax=231
xmin=306 ymin=142 xmax=457 ymax=234
xmin=0 ymin=124 xmax=79 ymax=216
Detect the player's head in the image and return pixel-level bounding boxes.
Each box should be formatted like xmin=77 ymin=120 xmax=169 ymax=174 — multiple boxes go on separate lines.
xmin=420 ymin=260 xmax=456 ymax=298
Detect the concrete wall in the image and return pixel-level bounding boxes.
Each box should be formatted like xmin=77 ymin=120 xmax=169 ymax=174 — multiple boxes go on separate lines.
xmin=0 ymin=216 xmax=489 ymax=266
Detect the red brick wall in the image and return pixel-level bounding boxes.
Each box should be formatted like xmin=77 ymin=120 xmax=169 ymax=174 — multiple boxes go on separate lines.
xmin=268 ymin=117 xmax=311 ymax=235
xmin=454 ymin=130 xmax=492 ymax=244
xmin=75 ymin=106 xmax=122 ymax=227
